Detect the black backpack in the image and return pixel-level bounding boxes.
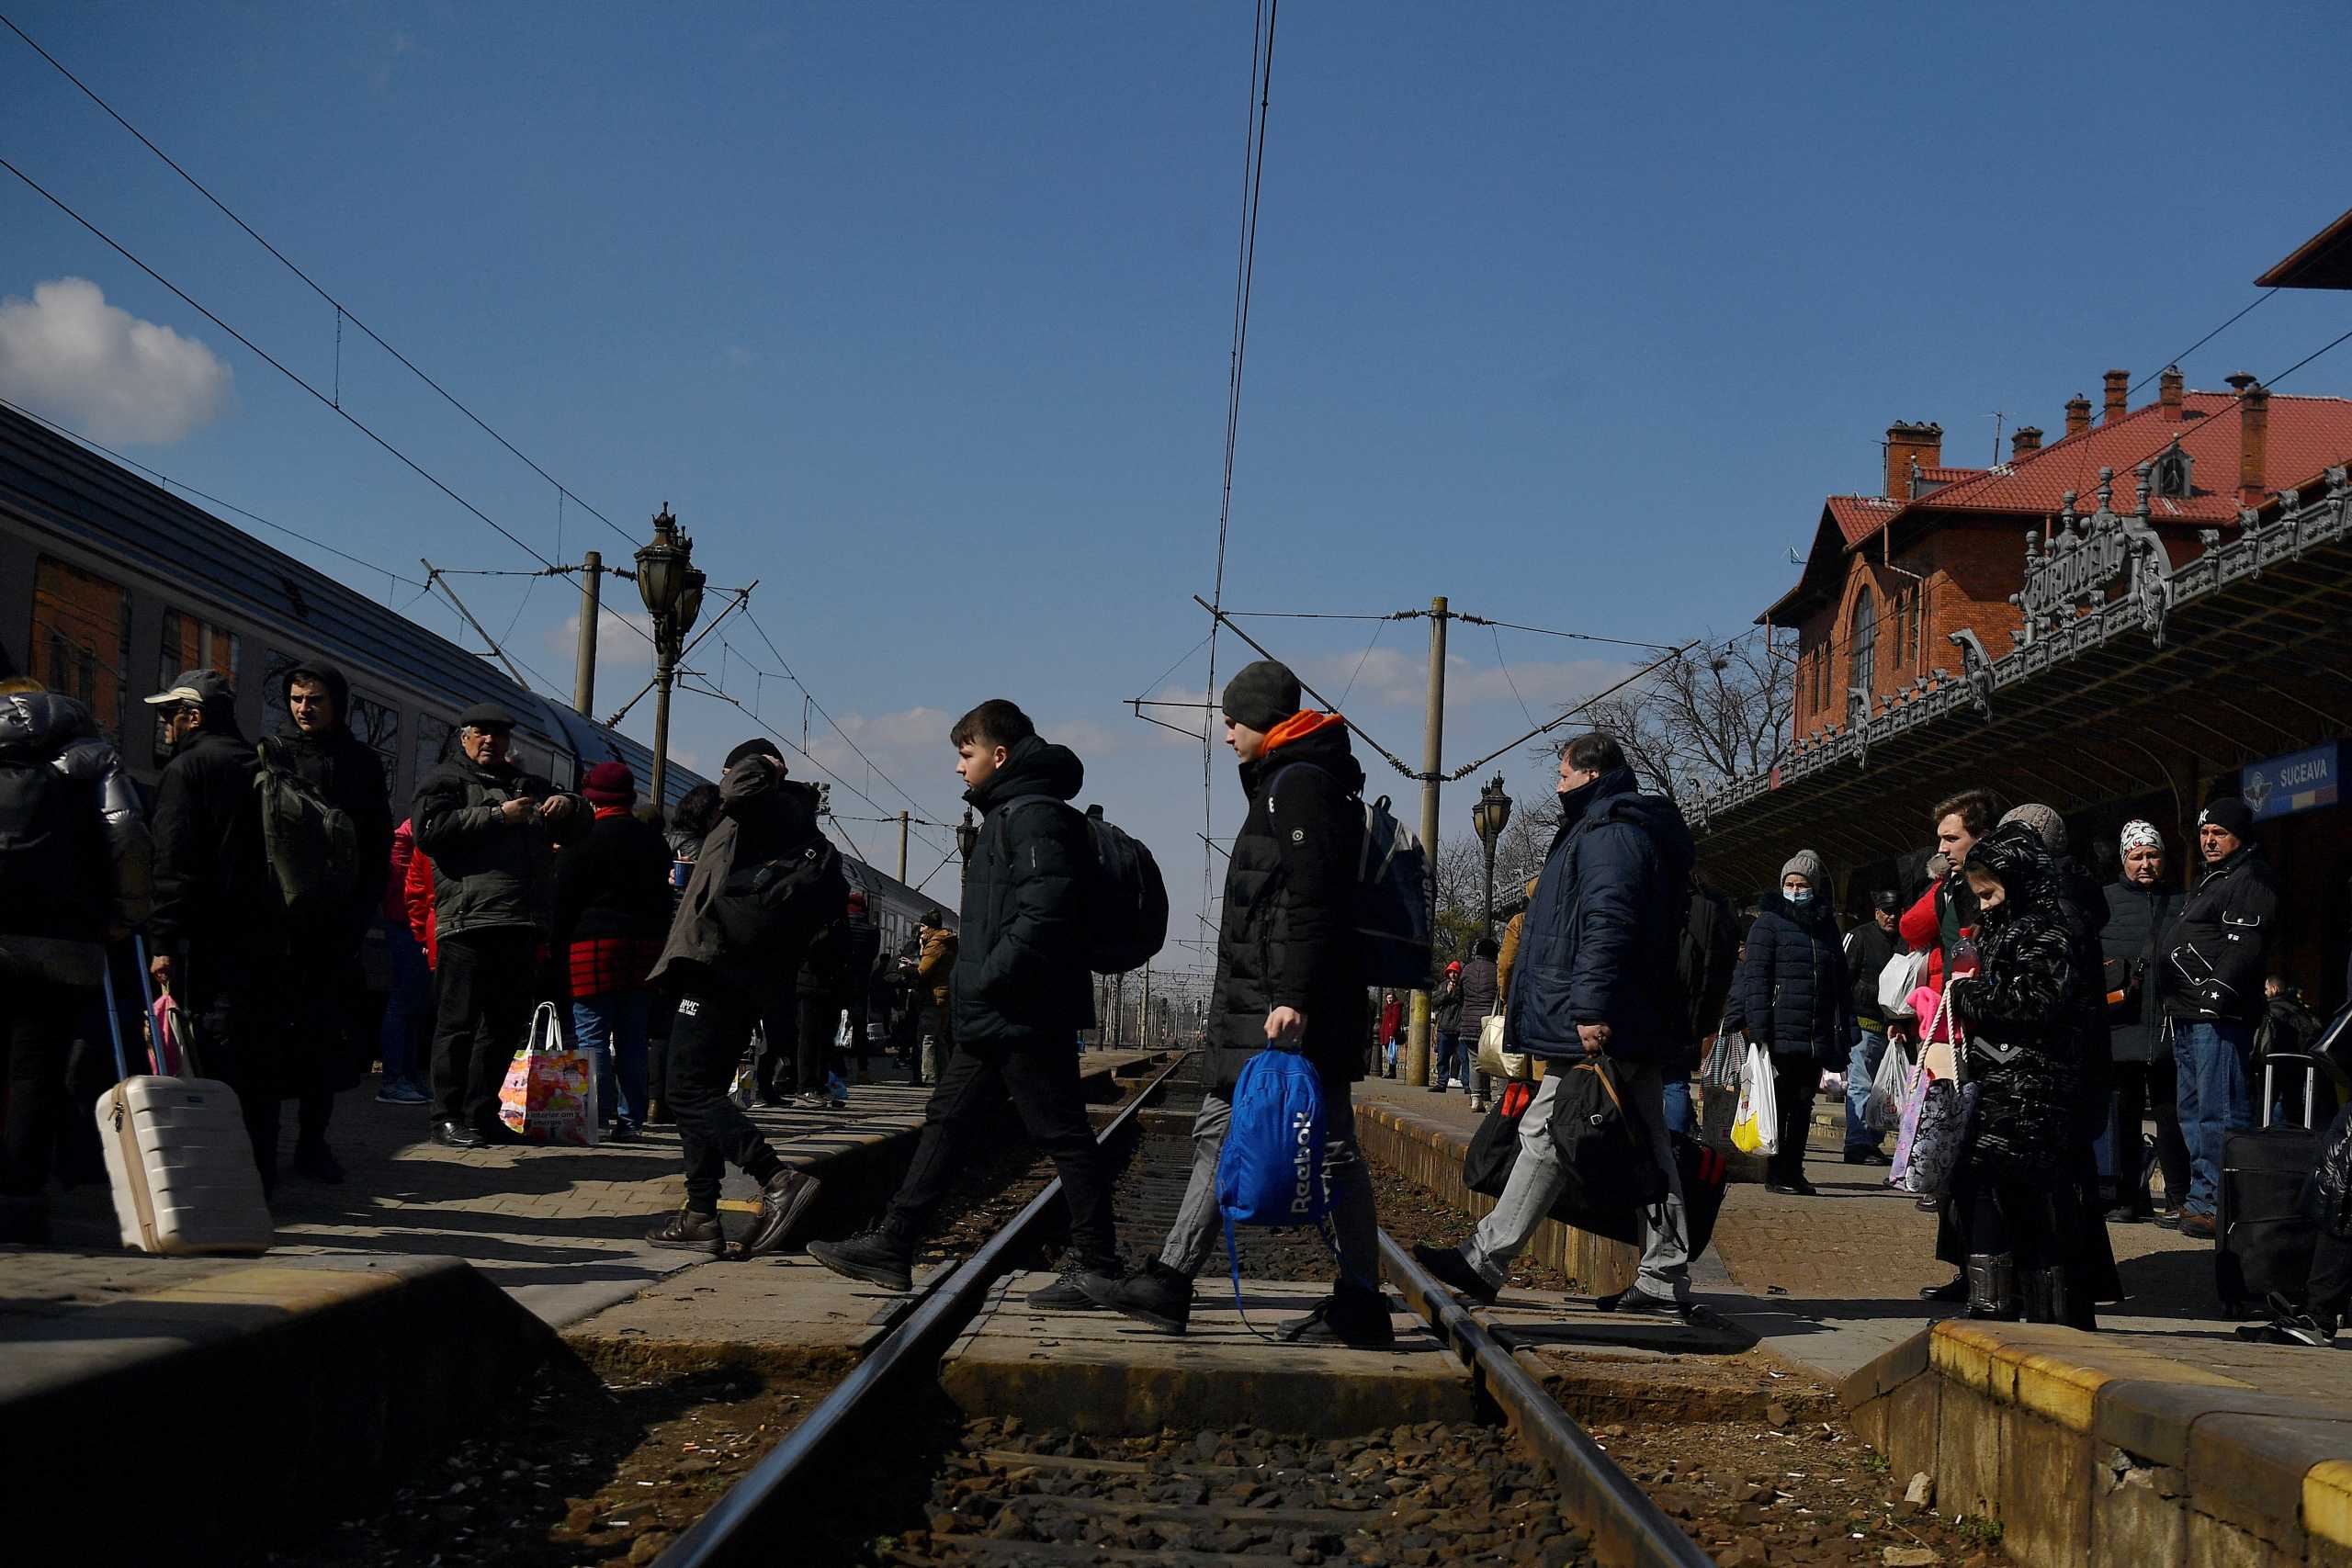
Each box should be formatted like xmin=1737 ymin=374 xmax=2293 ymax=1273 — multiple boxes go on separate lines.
xmin=716 ymin=833 xmax=850 ymax=959
xmin=252 ymin=737 xmax=358 ymax=918
xmin=0 ymin=742 xmax=108 ymax=939
xmin=998 ymin=797 xmax=1170 ymax=975
xmin=1265 ymin=761 xmax=1432 ymax=990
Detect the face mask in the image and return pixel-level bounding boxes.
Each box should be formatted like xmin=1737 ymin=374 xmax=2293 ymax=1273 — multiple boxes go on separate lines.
xmin=1786 ymin=888 xmax=1815 ymax=907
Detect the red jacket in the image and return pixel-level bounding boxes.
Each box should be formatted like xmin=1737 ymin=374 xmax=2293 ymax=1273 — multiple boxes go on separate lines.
xmin=404 ymin=839 xmax=438 ymax=968
xmin=386 ymin=818 xmax=417 ymax=924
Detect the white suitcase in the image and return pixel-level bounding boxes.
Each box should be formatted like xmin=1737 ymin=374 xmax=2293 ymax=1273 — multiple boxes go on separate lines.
xmin=95 ymin=946 xmax=274 ymax=1256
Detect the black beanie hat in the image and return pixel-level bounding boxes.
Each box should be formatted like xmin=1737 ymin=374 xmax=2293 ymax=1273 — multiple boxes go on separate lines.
xmin=1221 ymin=659 xmax=1303 ymax=731
xmin=2199 ymin=795 xmax=2256 ymax=840
xmin=724 ymin=738 xmax=785 ymax=771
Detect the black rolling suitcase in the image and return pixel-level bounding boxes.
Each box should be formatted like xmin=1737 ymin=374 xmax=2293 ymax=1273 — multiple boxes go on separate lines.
xmin=2216 ymin=1051 xmax=2323 ymax=1317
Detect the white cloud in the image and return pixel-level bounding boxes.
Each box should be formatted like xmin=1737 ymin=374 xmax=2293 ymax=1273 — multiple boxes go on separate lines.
xmin=1306 ymin=648 xmax=1631 ymax=713
xmin=0 ymin=277 xmax=232 ymax=444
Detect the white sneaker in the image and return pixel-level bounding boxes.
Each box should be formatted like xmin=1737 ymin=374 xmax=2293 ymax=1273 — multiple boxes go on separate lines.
xmin=1469 ymin=1096 xmax=1489 ymax=1113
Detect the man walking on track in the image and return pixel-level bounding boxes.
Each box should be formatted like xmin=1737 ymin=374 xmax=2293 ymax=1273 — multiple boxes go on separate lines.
xmin=809 ymin=699 xmax=1128 ymax=1304
xmin=1414 ymin=733 xmax=1697 ymax=1317
xmin=646 ymin=738 xmax=827 ymax=1258
xmin=1089 ymin=660 xmax=1389 ymax=1345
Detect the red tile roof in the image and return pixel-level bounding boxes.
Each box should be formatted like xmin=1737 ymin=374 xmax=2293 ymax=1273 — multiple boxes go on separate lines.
xmin=1917 ymin=465 xmax=1983 ymax=485
xmin=1885 ymin=390 xmax=2352 ymax=526
xmin=1824 ymin=494 xmax=1901 ymax=546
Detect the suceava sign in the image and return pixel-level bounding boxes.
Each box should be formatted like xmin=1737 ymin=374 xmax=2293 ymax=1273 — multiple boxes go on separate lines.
xmin=2242 ymin=742 xmax=2340 ymax=822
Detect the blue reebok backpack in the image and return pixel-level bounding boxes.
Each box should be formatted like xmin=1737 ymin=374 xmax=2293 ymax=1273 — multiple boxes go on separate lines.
xmin=1216 ymin=1047 xmax=1336 ymax=1336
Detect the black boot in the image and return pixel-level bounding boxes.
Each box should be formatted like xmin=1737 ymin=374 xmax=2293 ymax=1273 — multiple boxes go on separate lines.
xmin=292 ymin=1137 xmax=345 ymax=1184
xmin=2021 ymin=1264 xmax=2068 ymax=1325
xmin=1964 ymin=1253 xmax=2016 ymax=1320
xmin=735 ymin=1168 xmax=823 ymax=1260
xmin=1279 ymin=1280 xmax=1396 ymax=1348
xmin=1411 ymin=1240 xmax=1499 ymax=1306
xmin=1030 ymin=1256 xmax=1122 ymax=1311
xmin=1087 ymin=1258 xmax=1194 ymax=1333
xmin=1920 ymin=1274 xmax=1968 ymax=1303
xmin=808 ymin=1225 xmax=916 ymax=1292
xmin=647 ymin=1206 xmax=726 ymax=1257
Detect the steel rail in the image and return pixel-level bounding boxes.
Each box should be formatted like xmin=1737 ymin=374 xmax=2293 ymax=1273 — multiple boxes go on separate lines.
xmin=1378 ymin=1232 xmax=1717 ymax=1568
xmin=658 ymin=1051 xmax=1191 ymax=1567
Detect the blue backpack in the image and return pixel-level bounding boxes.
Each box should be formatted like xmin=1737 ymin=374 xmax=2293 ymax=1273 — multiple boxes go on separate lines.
xmin=1217 ymin=1047 xmax=1364 ymax=1336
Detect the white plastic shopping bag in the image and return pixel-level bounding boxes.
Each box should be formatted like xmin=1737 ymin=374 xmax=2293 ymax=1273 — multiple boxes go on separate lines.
xmin=1730 ymin=1040 xmax=1780 ymax=1156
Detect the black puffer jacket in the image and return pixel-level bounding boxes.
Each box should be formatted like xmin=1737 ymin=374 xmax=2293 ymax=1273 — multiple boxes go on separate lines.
xmin=413 ymin=751 xmax=583 ymax=939
xmin=272 ymin=660 xmax=393 ymax=951
xmin=953 ymin=734 xmax=1095 ymax=1049
xmin=1507 ymin=767 xmax=1694 ymax=1061
xmin=1844 ymin=919 xmax=1898 ymax=1030
xmin=1204 ymin=715 xmax=1365 ymax=1093
xmin=551 ymin=807 xmax=674 ymax=949
xmin=2102 ymin=876 xmax=2185 ymax=1064
xmin=1732 ymin=891 xmax=1853 ymax=1063
xmin=2160 ymin=843 xmax=2281 ymax=1025
xmin=148 ymin=704 xmax=281 ymax=960
xmin=1948 ymin=823 xmax=2082 ymax=1176
xmin=651 ymin=755 xmax=823 ymax=999
xmin=0 ymin=690 xmax=152 ymax=985
xmin=2049 ymin=852 xmax=2115 ymax=1131
xmin=1456 ymin=954 xmax=1500 ymax=1025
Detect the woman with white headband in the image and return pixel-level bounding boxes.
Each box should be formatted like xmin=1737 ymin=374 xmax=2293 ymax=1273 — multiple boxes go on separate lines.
xmin=2101 ymin=820 xmax=2190 ymax=1224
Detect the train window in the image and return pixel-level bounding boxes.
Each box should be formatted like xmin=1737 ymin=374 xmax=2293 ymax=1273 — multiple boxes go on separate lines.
xmin=32 ymin=556 xmax=131 ymax=740
xmin=348 ymin=689 xmax=401 ymax=793
xmin=413 ymin=714 xmax=457 ymax=782
xmin=260 ymin=650 xmax=300 ymax=736
xmin=158 ymin=609 xmax=240 ymax=755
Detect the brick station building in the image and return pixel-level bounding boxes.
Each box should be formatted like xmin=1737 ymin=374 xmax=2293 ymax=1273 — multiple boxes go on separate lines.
xmin=1692 ymin=227 xmax=2352 ymax=1000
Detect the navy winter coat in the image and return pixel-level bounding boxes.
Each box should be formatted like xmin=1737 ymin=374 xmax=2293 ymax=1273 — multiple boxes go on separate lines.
xmin=1504 ymin=767 xmax=1694 ymax=1061
xmin=1733 ymin=891 xmax=1853 ymax=1063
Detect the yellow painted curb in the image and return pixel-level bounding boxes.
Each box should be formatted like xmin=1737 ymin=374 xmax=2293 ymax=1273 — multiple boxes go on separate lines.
xmin=2304 ymin=1460 xmax=2352 ymax=1547
xmin=135 ymin=1264 xmax=397 ymax=1314
xmin=1929 ymin=1319 xmax=2251 ymax=1430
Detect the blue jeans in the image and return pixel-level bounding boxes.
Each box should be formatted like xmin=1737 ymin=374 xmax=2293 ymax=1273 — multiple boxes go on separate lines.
xmin=378 ymin=916 xmax=431 ymax=1089
xmin=1845 ymin=1028 xmax=1888 ymax=1153
xmin=2174 ymin=1019 xmax=2254 ymax=1217
xmin=573 ymin=991 xmax=652 ymax=1126
xmin=1661 ymin=1076 xmax=1693 ymax=1136
xmin=1432 ymin=1031 xmax=1461 ymax=1088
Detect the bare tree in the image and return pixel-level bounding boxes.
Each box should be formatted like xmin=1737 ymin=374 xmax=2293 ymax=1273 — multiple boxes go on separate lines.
xmin=1580 ymin=634 xmax=1793 ymax=808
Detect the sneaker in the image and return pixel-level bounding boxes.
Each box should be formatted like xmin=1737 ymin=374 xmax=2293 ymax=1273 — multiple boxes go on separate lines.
xmin=2182 ymin=1212 xmax=2218 ymax=1240
xmin=648 ymin=1206 xmax=727 ymax=1257
xmin=1086 ymin=1258 xmax=1193 ymax=1334
xmin=1765 ymin=1175 xmax=1819 ymax=1197
xmin=2237 ymin=1314 xmax=2333 ymax=1348
xmin=375 ymin=1080 xmax=430 ymax=1105
xmin=1468 ymin=1096 xmax=1489 ymax=1114
xmin=1410 ymin=1241 xmax=1499 ymax=1306
xmin=1278 ymin=1281 xmax=1396 ymax=1348
xmin=1608 ymin=1287 xmax=1691 ymax=1321
xmin=736 ymin=1168 xmax=824 ymax=1260
xmin=1028 ymin=1257 xmax=1119 ymax=1311
xmin=292 ymin=1139 xmax=345 ymax=1185
xmin=808 ymin=1227 xmax=916 ymax=1292
xmin=793 ymin=1090 xmax=832 ymax=1111
xmin=2103 ymin=1202 xmax=2147 ymax=1224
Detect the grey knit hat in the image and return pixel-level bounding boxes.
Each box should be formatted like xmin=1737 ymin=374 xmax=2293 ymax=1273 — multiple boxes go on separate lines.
xmin=2000 ymin=803 xmax=2068 ymax=854
xmin=1221 ymin=660 xmax=1304 ymax=732
xmin=1780 ymin=849 xmax=1826 ymax=887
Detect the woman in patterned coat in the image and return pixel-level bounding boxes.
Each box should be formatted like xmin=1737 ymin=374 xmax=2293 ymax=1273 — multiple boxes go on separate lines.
xmin=1945 ymin=820 xmax=2095 ymax=1328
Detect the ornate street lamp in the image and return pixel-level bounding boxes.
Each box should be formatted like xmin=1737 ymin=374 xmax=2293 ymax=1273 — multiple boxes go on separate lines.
xmin=1471 ymin=773 xmax=1512 ymax=940
xmin=635 ymin=505 xmax=700 ymax=807
xmin=956 ymin=808 xmax=979 ymax=874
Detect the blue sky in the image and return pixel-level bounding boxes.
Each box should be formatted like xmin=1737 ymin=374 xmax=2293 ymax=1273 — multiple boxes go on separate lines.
xmin=5 ymin=2 xmax=2349 ymax=967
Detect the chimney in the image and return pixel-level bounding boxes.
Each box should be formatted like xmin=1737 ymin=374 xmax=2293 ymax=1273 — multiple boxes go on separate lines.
xmin=2159 ymin=365 xmax=2184 ymax=419
xmin=2227 ymin=372 xmax=2269 ymax=504
xmin=2064 ymin=393 xmax=2092 ymax=437
xmin=1884 ymin=421 xmax=1943 ymax=499
xmin=2010 ymin=425 xmax=2043 ymax=458
xmin=2104 ymin=368 xmax=2131 ymax=424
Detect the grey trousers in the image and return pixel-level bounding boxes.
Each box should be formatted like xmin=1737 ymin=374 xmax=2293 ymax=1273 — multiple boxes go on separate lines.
xmin=1462 ymin=1057 xmax=1690 ymax=1302
xmin=1159 ymin=1070 xmax=1383 ymax=1288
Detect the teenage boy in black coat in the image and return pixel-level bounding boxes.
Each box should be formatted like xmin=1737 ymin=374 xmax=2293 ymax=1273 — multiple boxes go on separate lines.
xmin=1090 ymin=660 xmax=1387 ymax=1344
xmin=809 ymin=700 xmax=1128 ymax=1304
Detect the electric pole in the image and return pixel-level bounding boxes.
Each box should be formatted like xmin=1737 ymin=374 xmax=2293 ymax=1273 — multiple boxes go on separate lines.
xmin=897 ymin=810 xmax=910 ymax=884
xmin=1407 ymin=595 xmax=1447 ymax=1089
xmin=1139 ymin=965 xmax=1151 ymax=1049
xmin=571 ymin=548 xmax=602 ymax=717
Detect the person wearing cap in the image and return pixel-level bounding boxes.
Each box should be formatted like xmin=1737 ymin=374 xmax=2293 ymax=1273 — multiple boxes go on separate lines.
xmin=552 ymin=761 xmax=672 ymax=1141
xmin=413 ymin=701 xmax=582 ymax=1148
xmin=2160 ymin=795 xmax=2281 ymax=1238
xmin=144 ymin=667 xmax=293 ymax=1185
xmin=1730 ymin=848 xmax=1853 ymax=1196
xmin=1090 ymin=662 xmax=1389 ymax=1344
xmin=1430 ymin=961 xmax=1466 ymax=1094
xmin=643 ymin=737 xmax=826 ymax=1258
xmin=913 ymin=907 xmax=956 ymax=1087
xmin=1840 ymin=889 xmax=1905 ymax=1165
xmin=262 ymin=660 xmax=394 ymax=1184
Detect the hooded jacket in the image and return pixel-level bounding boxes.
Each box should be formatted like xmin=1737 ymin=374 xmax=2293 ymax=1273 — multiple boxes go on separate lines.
xmin=0 ymin=690 xmax=153 ymax=985
xmin=2160 ymin=841 xmax=2280 ymax=1025
xmin=951 ymin=733 xmax=1095 ymax=1047
xmin=1506 ymin=765 xmax=1695 ymax=1060
xmin=917 ymin=925 xmax=957 ymax=1011
xmin=2102 ymin=875 xmax=2185 ymax=1064
xmin=1456 ymin=953 xmax=1500 ymax=1025
xmin=1497 ymin=875 xmax=1539 ymax=1000
xmin=1204 ymin=712 xmax=1366 ymax=1092
xmin=650 ymin=754 xmax=823 ymax=998
xmin=1733 ymin=888 xmax=1854 ymax=1061
xmin=1946 ymin=822 xmax=2082 ymax=1174
xmin=553 ymin=805 xmax=674 ymax=994
xmin=272 ymin=660 xmax=393 ymax=951
xmin=148 ymin=692 xmax=281 ymax=959
xmin=413 ymin=742 xmax=583 ymax=941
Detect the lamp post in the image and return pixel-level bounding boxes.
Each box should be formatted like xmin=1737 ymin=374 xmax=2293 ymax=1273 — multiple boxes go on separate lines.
xmin=956 ymin=808 xmax=979 ymax=884
xmin=634 ymin=505 xmax=704 ymax=809
xmin=1471 ymin=773 xmax=1512 ymax=941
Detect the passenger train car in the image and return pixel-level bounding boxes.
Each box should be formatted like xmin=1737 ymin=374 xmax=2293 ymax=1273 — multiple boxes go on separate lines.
xmin=0 ymin=400 xmax=943 ymax=962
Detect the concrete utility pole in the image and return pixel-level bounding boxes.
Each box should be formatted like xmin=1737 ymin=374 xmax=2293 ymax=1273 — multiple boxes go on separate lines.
xmin=897 ymin=810 xmax=910 ymax=884
xmin=1139 ymin=966 xmax=1151 ymax=1049
xmin=1407 ymin=594 xmax=1448 ymax=1089
xmin=571 ymin=549 xmax=602 ymax=717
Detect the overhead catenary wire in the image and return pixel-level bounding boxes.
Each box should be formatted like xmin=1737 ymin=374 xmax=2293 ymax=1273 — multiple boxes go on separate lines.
xmin=0 ymin=11 xmax=642 ymax=553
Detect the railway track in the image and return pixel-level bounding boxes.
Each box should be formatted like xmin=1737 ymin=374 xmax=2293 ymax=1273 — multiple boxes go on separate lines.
xmin=658 ymin=1052 xmax=1714 ymax=1568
